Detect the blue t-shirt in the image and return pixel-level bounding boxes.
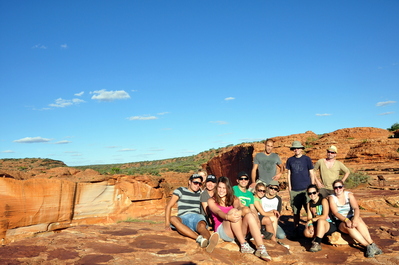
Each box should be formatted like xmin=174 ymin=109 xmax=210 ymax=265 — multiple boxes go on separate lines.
xmin=286 ymin=155 xmax=314 ymax=191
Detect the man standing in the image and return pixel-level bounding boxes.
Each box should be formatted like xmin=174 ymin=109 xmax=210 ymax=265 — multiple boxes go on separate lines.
xmin=165 ymin=174 xmax=219 ymax=253
xmin=314 ymin=145 xmax=350 ymax=198
xmin=250 ymin=139 xmax=284 ymax=190
xmin=286 ymin=141 xmax=315 ymax=234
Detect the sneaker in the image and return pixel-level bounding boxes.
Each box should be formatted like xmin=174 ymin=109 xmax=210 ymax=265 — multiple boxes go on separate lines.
xmin=206 ymin=233 xmax=219 ymax=253
xmin=196 ymin=235 xmax=208 ymax=248
xmin=240 ymin=242 xmax=255 ymax=254
xmin=277 ymin=240 xmax=290 ymax=250
xmin=365 ymin=244 xmax=375 ymax=258
xmin=309 ymin=242 xmax=322 ymax=252
xmin=371 ymin=243 xmax=383 ymax=255
xmin=255 ymin=245 xmax=272 ymax=261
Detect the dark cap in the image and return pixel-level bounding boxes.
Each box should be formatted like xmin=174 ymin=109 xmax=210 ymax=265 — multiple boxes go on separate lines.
xmin=237 ymin=171 xmax=249 ymax=179
xmin=189 ymin=174 xmax=203 ymax=182
xmin=206 ymin=175 xmax=217 ymax=183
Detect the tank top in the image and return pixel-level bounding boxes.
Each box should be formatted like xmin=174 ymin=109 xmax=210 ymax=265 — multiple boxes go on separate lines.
xmin=211 ymin=204 xmax=234 ymax=231
xmin=308 ymin=195 xmax=332 ymax=222
xmin=330 ymin=191 xmax=354 ymax=220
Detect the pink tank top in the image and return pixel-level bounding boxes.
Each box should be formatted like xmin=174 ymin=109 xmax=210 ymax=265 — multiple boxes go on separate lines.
xmin=211 ymin=204 xmax=233 ymax=231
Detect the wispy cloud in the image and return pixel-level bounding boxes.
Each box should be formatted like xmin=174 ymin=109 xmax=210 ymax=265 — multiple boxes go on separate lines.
xmin=210 ymin=121 xmax=228 ymax=125
xmin=1 ymin=150 xmax=15 ymax=153
xmin=32 ymin=44 xmax=47 ymax=49
xmin=157 ymin=112 xmax=169 ymax=115
xmin=225 ymin=97 xmax=235 ymax=101
xmin=376 ymin=101 xmax=396 ymax=107
xmin=75 ymin=91 xmax=84 ymax=96
xmin=13 ymin=137 xmax=52 ymax=143
xmin=128 ymin=116 xmax=158 ymax=121
xmin=49 ymin=98 xmax=85 ymax=108
xmin=54 ymin=140 xmax=72 ymax=144
xmin=378 ymin=112 xmax=394 ymax=116
xmin=316 ymin=113 xmax=332 ymax=116
xmin=91 ymin=89 xmax=130 ymax=102
xmin=106 ymin=146 xmax=120 ymax=149
xmin=60 ymin=44 xmax=68 ymax=49
xmin=118 ymin=148 xmax=136 ymax=152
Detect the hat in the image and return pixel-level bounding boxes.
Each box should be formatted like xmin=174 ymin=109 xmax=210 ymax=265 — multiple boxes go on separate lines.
xmin=189 ymin=173 xmax=203 ymax=182
xmin=327 ymin=145 xmax=338 ymax=153
xmin=268 ymin=180 xmax=279 ymax=187
xmin=206 ymin=175 xmax=217 ymax=183
xmin=290 ymin=141 xmax=304 ymax=150
xmin=237 ymin=171 xmax=249 ymax=179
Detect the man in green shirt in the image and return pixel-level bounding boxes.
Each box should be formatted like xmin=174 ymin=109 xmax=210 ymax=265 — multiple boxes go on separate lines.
xmin=314 ymin=145 xmax=350 ymax=198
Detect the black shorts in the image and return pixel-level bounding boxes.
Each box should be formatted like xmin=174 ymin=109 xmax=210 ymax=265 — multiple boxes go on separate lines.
xmin=314 ymin=220 xmax=337 ymax=235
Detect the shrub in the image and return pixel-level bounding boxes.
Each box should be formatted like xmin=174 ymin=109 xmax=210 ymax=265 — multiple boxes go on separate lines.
xmin=345 ymin=170 xmax=370 ymax=189
xmin=387 ymin=122 xmax=399 ymax=132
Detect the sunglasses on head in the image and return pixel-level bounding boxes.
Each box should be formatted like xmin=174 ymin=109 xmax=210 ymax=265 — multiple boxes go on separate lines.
xmin=268 ymin=187 xmax=279 ymax=191
xmin=257 ymin=189 xmax=266 ymax=193
xmin=327 ymin=151 xmax=336 ymax=154
xmin=192 ymin=181 xmax=202 ymax=185
xmin=334 ymin=185 xmax=343 ymax=189
xmin=307 ymin=191 xmax=317 ymax=195
xmin=238 ymin=177 xmax=249 ymax=181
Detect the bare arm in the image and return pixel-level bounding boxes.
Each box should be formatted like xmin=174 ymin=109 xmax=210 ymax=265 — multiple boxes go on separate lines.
xmin=341 ymin=171 xmax=350 ymax=183
xmin=287 ymin=169 xmax=292 ymax=191
xmin=165 ymin=194 xmax=179 ymax=230
xmin=254 ymin=199 xmax=274 ymax=217
xmin=250 ymin=163 xmax=258 ymax=189
xmin=348 ymin=192 xmax=361 ymax=228
xmin=309 ymin=169 xmax=316 ymax=185
xmin=273 ymin=163 xmax=284 ymax=180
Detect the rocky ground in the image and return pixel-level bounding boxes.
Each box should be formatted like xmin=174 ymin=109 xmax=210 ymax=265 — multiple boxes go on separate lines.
xmin=1 ymin=186 xmax=398 ymax=265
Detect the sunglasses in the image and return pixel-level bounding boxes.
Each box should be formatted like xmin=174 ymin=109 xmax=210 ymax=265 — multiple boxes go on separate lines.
xmin=334 ymin=185 xmax=343 ymax=190
xmin=307 ymin=191 xmax=317 ymax=195
xmin=327 ymin=151 xmax=336 ymax=154
xmin=268 ymin=187 xmax=279 ymax=191
xmin=192 ymin=181 xmax=202 ymax=185
xmin=257 ymin=189 xmax=266 ymax=193
xmin=238 ymin=177 xmax=249 ymax=181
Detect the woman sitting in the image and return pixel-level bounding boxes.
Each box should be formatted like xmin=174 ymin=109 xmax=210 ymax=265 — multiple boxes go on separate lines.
xmin=208 ymin=176 xmax=271 ymax=261
xmin=329 ymin=179 xmax=383 ymax=258
xmin=303 ymin=184 xmax=336 ymax=252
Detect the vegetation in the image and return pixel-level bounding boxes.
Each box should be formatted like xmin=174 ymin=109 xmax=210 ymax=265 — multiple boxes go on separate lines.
xmin=387 ymin=122 xmax=399 ymax=132
xmin=345 ymin=170 xmax=371 ymax=189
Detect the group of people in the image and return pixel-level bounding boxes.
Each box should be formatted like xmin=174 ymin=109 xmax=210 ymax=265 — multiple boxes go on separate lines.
xmin=164 ymin=139 xmax=383 ymax=260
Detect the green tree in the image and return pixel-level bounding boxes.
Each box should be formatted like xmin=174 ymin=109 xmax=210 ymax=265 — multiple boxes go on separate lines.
xmin=387 ymin=122 xmax=399 ymax=131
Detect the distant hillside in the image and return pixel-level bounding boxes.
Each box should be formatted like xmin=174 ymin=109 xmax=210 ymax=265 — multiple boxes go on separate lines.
xmin=0 ymin=158 xmax=67 ymax=171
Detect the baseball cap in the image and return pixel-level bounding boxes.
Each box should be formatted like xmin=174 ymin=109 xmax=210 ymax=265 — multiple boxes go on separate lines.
xmin=189 ymin=174 xmax=203 ymax=182
xmin=268 ymin=180 xmax=279 ymax=187
xmin=327 ymin=145 xmax=338 ymax=153
xmin=206 ymin=175 xmax=217 ymax=183
xmin=237 ymin=171 xmax=249 ymax=179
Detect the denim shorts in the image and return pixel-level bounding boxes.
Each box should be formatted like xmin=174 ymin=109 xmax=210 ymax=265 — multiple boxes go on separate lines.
xmin=170 ymin=213 xmax=206 ymax=232
xmin=217 ymin=224 xmax=235 ymax=242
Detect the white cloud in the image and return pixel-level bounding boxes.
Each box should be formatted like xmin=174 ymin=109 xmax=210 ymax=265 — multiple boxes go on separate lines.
xmin=376 ymin=101 xmax=396 ymax=107
xmin=1 ymin=150 xmax=15 ymax=153
xmin=49 ymin=98 xmax=85 ymax=108
xmin=54 ymin=140 xmax=71 ymax=144
xmin=128 ymin=116 xmax=158 ymax=120
xmin=118 ymin=148 xmax=136 ymax=152
xmin=13 ymin=137 xmax=52 ymax=143
xmin=316 ymin=113 xmax=332 ymax=116
xmin=75 ymin=91 xmax=84 ymax=96
xmin=60 ymin=44 xmax=68 ymax=49
xmin=210 ymin=121 xmax=228 ymax=125
xmin=91 ymin=89 xmax=130 ymax=102
xmin=378 ymin=112 xmax=394 ymax=116
xmin=32 ymin=44 xmax=47 ymax=49
xmin=225 ymin=97 xmax=235 ymax=101
xmin=157 ymin=112 xmax=169 ymax=115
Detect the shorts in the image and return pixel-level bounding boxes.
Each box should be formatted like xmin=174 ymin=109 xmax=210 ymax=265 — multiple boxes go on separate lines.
xmin=217 ymin=224 xmax=234 ymax=242
xmin=290 ymin=190 xmax=309 ymax=215
xmin=319 ymin=188 xmax=334 ymax=198
xmin=170 ymin=213 xmax=206 ymax=232
xmin=335 ymin=215 xmax=354 ymax=232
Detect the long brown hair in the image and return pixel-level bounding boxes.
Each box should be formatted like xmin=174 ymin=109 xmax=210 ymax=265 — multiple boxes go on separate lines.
xmin=213 ymin=176 xmax=235 ymax=207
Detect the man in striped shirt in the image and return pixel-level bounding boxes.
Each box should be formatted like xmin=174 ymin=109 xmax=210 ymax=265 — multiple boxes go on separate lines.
xmin=165 ymin=174 xmax=219 ymax=252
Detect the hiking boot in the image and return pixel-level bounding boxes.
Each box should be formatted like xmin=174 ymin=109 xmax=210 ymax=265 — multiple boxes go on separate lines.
xmin=371 ymin=243 xmax=383 ymax=255
xmin=309 ymin=242 xmax=322 ymax=252
xmin=365 ymin=244 xmax=375 ymax=258
xmin=196 ymin=235 xmax=208 ymax=248
xmin=240 ymin=242 xmax=255 ymax=254
xmin=255 ymin=245 xmax=272 ymax=261
xmin=206 ymin=233 xmax=219 ymax=253
xmin=277 ymin=240 xmax=290 ymax=250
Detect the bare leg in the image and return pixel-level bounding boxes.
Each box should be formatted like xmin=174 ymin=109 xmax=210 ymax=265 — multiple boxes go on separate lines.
xmin=316 ymin=219 xmax=329 ymax=239
xmin=243 ymin=213 xmax=264 ymax=247
xmin=197 ymin=220 xmax=211 ymax=240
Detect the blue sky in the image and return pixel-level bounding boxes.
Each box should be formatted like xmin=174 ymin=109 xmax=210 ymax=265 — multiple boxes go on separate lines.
xmin=1 ymin=1 xmax=398 ymax=166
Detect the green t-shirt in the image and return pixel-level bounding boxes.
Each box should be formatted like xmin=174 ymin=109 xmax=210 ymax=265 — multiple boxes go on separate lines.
xmin=233 ymin=185 xmax=254 ymax=206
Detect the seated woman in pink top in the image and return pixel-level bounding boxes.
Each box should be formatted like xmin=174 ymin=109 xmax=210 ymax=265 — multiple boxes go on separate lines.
xmin=207 ymin=176 xmax=271 ymax=261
